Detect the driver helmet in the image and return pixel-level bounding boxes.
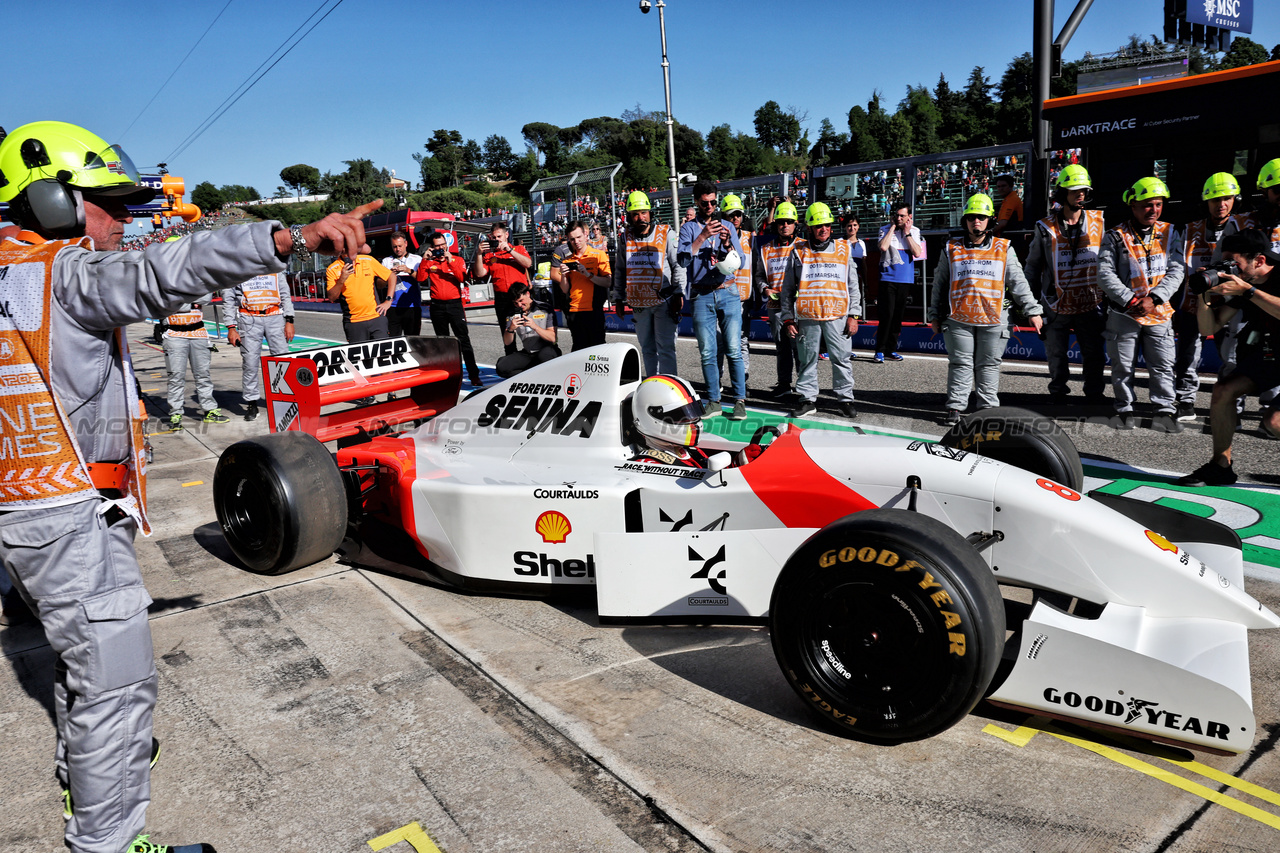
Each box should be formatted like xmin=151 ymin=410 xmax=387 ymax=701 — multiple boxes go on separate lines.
xmin=633 ymin=374 xmax=703 ymax=449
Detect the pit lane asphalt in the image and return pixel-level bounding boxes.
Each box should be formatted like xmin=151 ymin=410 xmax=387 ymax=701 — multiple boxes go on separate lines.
xmin=3 ymin=310 xmax=1280 ymax=852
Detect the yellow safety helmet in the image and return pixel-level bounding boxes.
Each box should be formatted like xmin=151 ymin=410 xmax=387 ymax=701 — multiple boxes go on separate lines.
xmin=722 ymin=193 xmax=745 ymax=214
xmin=1122 ymin=176 xmax=1170 ymax=204
xmin=625 ymin=191 xmax=651 ymax=212
xmin=774 ymin=201 xmax=798 ymax=221
xmin=1055 ymin=164 xmax=1092 ymax=191
xmin=805 ymin=202 xmax=834 ymax=226
xmin=164 ymin=235 xmax=183 ymax=242
xmin=0 ymin=121 xmax=151 ymax=204
xmin=1202 ymin=172 xmax=1241 ymax=201
xmin=0 ymin=121 xmax=153 ymax=235
xmin=1258 ymin=158 xmax=1280 ymax=190
xmin=963 ymin=193 xmax=995 ymax=217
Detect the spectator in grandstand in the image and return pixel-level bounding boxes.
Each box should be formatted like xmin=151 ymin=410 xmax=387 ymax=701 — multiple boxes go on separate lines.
xmin=678 ymin=180 xmax=747 ymax=420
xmin=495 ymin=283 xmax=561 ymax=377
xmin=222 ymin=270 xmax=295 ymax=421
xmin=551 ymin=220 xmax=612 ymax=351
xmin=382 ymin=232 xmax=422 ymax=337
xmin=588 ymin=221 xmax=608 ymax=253
xmin=929 ymin=194 xmax=1043 ymax=426
xmin=418 ymin=231 xmax=483 ymax=387
xmin=1097 ymin=177 xmax=1185 ymax=433
xmin=1025 ymin=164 xmax=1108 ymax=406
xmin=684 ymin=206 xmax=697 ymax=223
xmin=1179 ymin=229 xmax=1280 ymax=486
xmin=778 ymin=203 xmax=860 ymax=420
xmin=757 ymin=200 xmax=803 ymax=397
xmin=612 ymin=191 xmax=683 ymax=375
xmin=1172 ymin=173 xmax=1244 ymax=423
xmin=875 ymin=201 xmax=923 ymax=363
xmin=992 ymin=174 xmax=1023 ymax=237
xmin=474 ymin=222 xmax=531 ymax=354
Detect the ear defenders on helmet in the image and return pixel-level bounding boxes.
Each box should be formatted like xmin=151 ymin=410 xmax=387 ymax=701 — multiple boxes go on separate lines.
xmin=16 ymin=180 xmax=84 ymax=236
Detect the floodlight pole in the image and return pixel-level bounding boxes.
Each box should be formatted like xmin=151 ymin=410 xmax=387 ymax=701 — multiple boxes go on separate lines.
xmin=656 ymin=1 xmax=681 ymax=231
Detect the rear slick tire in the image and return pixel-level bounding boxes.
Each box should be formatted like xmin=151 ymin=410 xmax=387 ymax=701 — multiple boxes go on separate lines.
xmin=940 ymin=406 xmax=1084 ymax=491
xmin=770 ymin=508 xmax=1005 ymax=744
xmin=214 ymin=431 xmax=347 ymax=575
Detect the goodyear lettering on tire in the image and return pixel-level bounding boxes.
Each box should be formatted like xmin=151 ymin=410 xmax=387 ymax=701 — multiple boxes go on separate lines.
xmin=815 ymin=546 xmax=966 ymax=656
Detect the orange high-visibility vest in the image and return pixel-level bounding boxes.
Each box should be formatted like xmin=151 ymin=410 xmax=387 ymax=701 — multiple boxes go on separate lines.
xmin=624 ymin=223 xmax=670 ymax=309
xmin=794 ymin=240 xmax=850 ymax=322
xmin=0 ymin=237 xmax=150 ymax=530
xmin=164 ymin=306 xmax=207 ymax=338
xmin=946 ymin=237 xmax=1010 ymax=326
xmin=732 ymin=230 xmax=753 ymax=301
xmin=237 ymin=274 xmax=283 ymax=314
xmin=1039 ymin=209 xmax=1104 ymax=314
xmin=1117 ymin=222 xmax=1175 ymax=326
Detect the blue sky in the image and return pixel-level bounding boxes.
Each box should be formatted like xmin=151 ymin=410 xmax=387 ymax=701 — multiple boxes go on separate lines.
xmin=6 ymin=0 xmax=1276 ymax=225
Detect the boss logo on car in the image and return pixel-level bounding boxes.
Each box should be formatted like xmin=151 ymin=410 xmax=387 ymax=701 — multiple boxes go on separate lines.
xmin=477 ymin=394 xmax=601 ymax=438
xmin=512 ymin=551 xmax=596 ymax=578
xmin=1042 ymin=688 xmax=1230 ymax=740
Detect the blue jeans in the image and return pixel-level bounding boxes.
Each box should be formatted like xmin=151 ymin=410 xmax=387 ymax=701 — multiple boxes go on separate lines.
xmin=633 ymin=304 xmax=678 ymax=376
xmin=691 ymin=286 xmax=746 ymax=403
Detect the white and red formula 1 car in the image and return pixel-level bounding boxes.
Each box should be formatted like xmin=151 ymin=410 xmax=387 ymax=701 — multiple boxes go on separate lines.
xmin=214 ymin=339 xmax=1278 ymax=754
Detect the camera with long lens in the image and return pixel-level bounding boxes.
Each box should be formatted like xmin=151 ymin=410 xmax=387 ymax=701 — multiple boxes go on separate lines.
xmin=1189 ymin=260 xmax=1241 ymax=296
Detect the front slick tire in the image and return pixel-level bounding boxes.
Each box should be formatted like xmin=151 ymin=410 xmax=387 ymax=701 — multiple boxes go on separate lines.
xmin=214 ymin=432 xmax=347 ymax=575
xmin=770 ymin=509 xmax=1004 ymax=745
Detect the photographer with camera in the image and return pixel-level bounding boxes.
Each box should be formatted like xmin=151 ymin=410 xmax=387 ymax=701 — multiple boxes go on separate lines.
xmin=551 ymin=220 xmax=612 ymax=351
xmin=1097 ymin=177 xmax=1186 ymax=433
xmin=495 ymin=283 xmax=560 ymax=378
xmin=678 ymin=180 xmax=747 ymax=419
xmin=417 ymin=231 xmax=483 ymax=387
xmin=1179 ymin=229 xmax=1280 ymax=485
xmin=474 ymin=222 xmax=531 ymax=355
xmin=381 ymin=232 xmax=422 ymax=337
xmin=1171 ymin=173 xmax=1243 ymax=423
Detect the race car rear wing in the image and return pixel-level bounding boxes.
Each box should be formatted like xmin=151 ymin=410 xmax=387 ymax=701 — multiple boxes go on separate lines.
xmin=262 ymin=336 xmax=462 ymax=442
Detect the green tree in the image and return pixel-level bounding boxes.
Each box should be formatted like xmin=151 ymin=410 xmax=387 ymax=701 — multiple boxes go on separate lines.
xmin=191 ymin=181 xmax=224 ymax=212
xmin=482 ymin=134 xmax=517 ymax=175
xmin=461 ymin=138 xmax=482 ymax=175
xmin=993 ymin=52 xmax=1035 ymax=144
xmin=962 ymin=66 xmax=996 ymax=147
xmin=412 ymin=152 xmax=445 ymax=191
xmin=279 ymin=163 xmax=321 ymax=198
xmin=1272 ymin=43 xmax=1280 ymax=62
xmin=845 ymin=105 xmax=883 ymax=164
xmin=327 ymin=158 xmax=388 ymax=211
xmin=900 ymin=86 xmax=942 ymax=155
xmin=219 ymin=184 xmax=259 ymax=203
xmin=521 ymin=122 xmax=563 ymax=168
xmin=754 ymin=100 xmax=802 ymax=156
xmin=1219 ymin=36 xmax=1269 ymax=70
xmin=425 ymin=129 xmax=465 ymax=186
xmin=810 ymin=118 xmax=849 ymax=166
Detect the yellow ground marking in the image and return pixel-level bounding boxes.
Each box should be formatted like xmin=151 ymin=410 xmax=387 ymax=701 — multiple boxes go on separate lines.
xmin=181 ymin=481 xmax=204 ymax=487
xmin=984 ymin=718 xmax=1280 ymax=830
xmin=142 ymin=388 xmax=160 ymax=392
xmin=367 ymin=821 xmax=443 ymax=853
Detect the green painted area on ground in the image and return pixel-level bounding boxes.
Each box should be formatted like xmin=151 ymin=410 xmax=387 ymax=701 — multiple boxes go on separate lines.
xmin=705 ymin=407 xmax=1280 ymax=569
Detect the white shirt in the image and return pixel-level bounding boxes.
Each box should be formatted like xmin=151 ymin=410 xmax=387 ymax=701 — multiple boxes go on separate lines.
xmin=383 ymin=252 xmax=422 ymax=299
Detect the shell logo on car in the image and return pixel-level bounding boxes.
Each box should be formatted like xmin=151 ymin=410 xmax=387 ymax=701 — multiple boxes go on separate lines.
xmin=536 ymin=510 xmax=572 ymax=544
xmin=1145 ymin=529 xmax=1178 ymax=554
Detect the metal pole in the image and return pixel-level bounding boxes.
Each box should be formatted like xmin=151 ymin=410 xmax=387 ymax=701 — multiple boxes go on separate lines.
xmin=1031 ymin=0 xmax=1054 ymax=224
xmin=658 ymin=1 xmax=681 ymax=231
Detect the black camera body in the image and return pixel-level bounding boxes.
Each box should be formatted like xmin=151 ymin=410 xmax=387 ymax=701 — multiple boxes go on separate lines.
xmin=430 ymin=247 xmax=446 ymax=260
xmin=1189 ymin=260 xmax=1241 ymax=296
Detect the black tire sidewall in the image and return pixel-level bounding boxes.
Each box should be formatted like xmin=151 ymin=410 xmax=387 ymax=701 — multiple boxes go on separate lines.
xmin=770 ymin=509 xmax=1004 ymax=744
xmin=940 ymin=406 xmax=1084 ymax=491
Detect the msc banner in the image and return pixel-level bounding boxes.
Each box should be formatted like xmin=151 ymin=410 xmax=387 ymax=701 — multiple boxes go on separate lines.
xmin=1187 ymin=0 xmax=1253 ymax=33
